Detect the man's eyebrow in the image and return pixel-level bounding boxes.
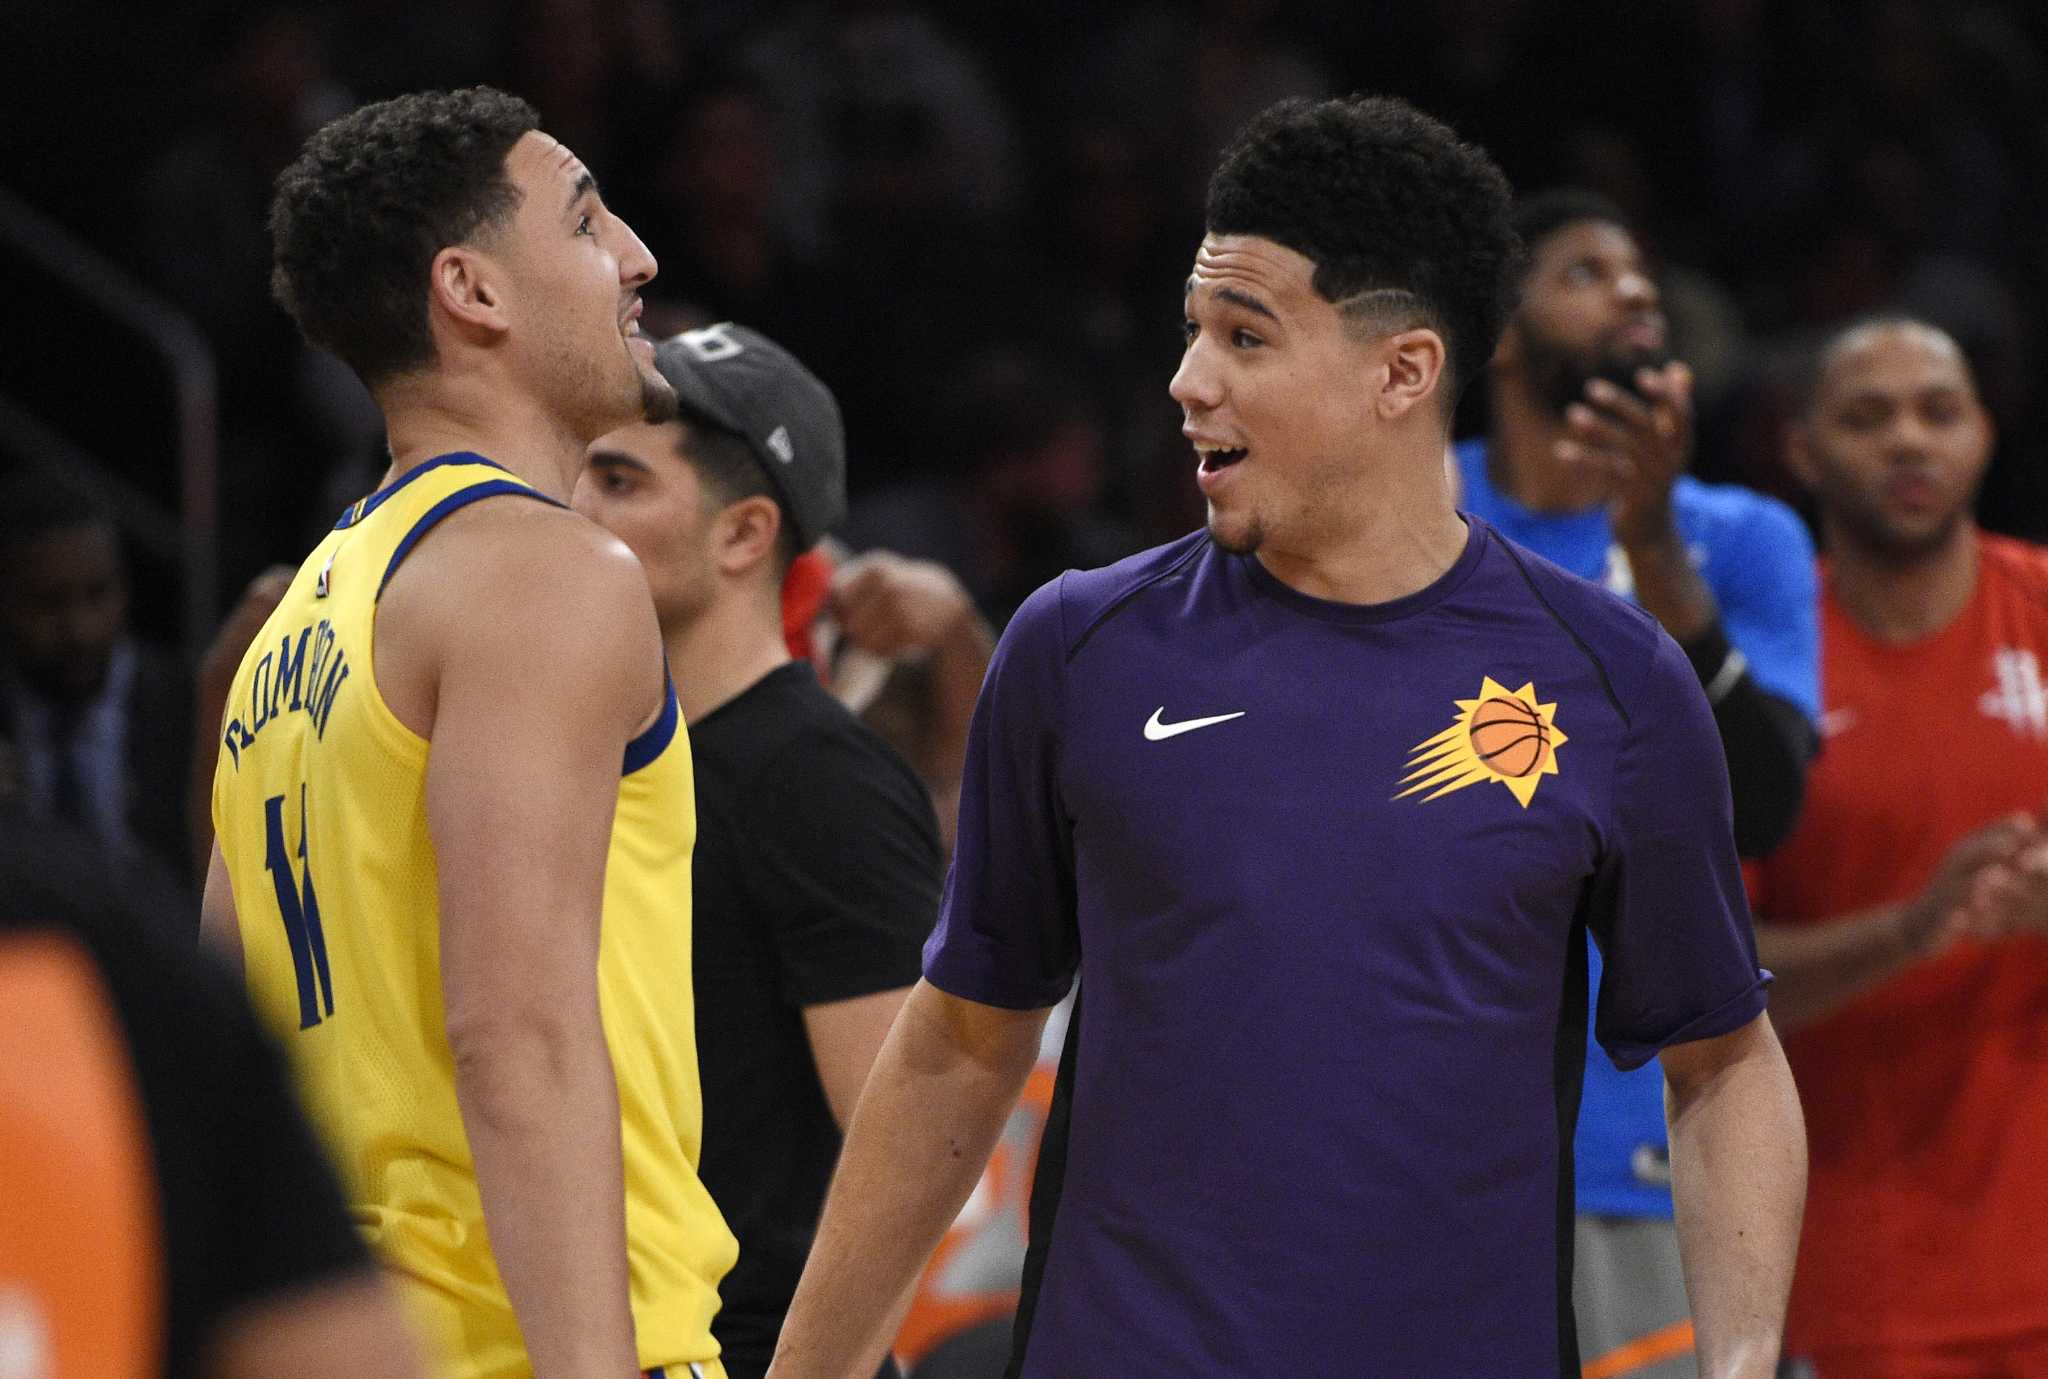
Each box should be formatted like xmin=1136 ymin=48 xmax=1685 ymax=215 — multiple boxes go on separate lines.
xmin=1214 ymin=287 xmax=1279 ymax=323
xmin=586 ymin=449 xmax=648 ymax=472
xmin=1183 ymin=277 xmax=1280 ymax=323
xmin=566 ymin=170 xmax=597 ymax=214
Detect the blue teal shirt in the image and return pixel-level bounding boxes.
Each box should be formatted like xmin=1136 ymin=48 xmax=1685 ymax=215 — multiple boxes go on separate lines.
xmin=1457 ymin=439 xmax=1818 ymax=1218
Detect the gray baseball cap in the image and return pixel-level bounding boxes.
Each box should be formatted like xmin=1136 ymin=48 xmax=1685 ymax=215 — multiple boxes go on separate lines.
xmin=651 ymin=322 xmax=847 ymax=550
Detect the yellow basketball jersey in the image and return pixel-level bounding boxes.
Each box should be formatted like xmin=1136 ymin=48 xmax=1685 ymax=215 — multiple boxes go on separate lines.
xmin=211 ymin=454 xmax=736 ymax=1379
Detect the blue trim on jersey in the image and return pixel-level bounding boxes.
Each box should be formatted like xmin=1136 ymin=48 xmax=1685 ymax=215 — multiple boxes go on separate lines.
xmin=374 ymin=480 xmax=562 ymax=600
xmin=622 ymin=680 xmax=679 ymax=776
xmin=334 ymin=452 xmax=511 ymax=530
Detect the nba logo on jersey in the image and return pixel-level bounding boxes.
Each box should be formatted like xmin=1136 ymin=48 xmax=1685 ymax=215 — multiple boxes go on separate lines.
xmin=1979 ymin=647 xmax=2048 ymax=741
xmin=315 ymin=551 xmax=336 ymax=599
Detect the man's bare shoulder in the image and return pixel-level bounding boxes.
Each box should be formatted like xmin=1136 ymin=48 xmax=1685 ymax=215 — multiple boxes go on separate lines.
xmin=385 ymin=496 xmax=652 ymax=628
xmin=374 ymin=496 xmax=660 ymax=736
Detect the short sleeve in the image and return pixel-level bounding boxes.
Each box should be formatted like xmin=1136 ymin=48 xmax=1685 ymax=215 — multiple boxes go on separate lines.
xmin=1588 ymin=631 xmax=1771 ymax=1070
xmin=743 ymin=722 xmax=942 ymax=1007
xmin=922 ymin=576 xmax=1079 ymax=1009
xmin=1704 ymin=498 xmax=1820 ymax=725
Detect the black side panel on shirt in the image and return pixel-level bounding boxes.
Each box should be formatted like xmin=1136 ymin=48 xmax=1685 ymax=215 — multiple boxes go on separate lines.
xmin=1554 ymin=903 xmax=1595 ymax=1378
xmin=1495 ymin=537 xmax=1631 ymax=729
xmin=688 ymin=663 xmax=941 ymax=1371
xmin=1005 ymin=984 xmax=1081 ymax=1379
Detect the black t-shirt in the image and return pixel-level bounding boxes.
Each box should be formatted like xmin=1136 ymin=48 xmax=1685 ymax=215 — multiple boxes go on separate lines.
xmin=689 ymin=663 xmax=940 ymax=1375
xmin=0 ymin=822 xmax=371 ymax=1379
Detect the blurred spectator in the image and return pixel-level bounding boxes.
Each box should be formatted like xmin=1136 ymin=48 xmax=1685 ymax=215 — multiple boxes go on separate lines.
xmin=574 ymin=324 xmax=941 ymax=1379
xmin=496 ymin=0 xmax=687 ymax=179
xmin=1455 ymin=190 xmax=1819 ymax=1379
xmin=816 ymin=548 xmax=995 ymax=853
xmin=739 ymin=0 xmax=1022 ymax=257
xmin=137 ymin=4 xmax=381 ymax=595
xmin=843 ymin=346 xmax=1136 ymax=626
xmin=1753 ymin=317 xmax=2048 ymax=1377
xmin=1031 ymin=116 xmax=1199 ymax=543
xmin=0 ymin=474 xmax=195 ymax=899
xmin=0 ymin=818 xmax=422 ymax=1379
xmin=1078 ymin=0 xmax=1334 ymax=214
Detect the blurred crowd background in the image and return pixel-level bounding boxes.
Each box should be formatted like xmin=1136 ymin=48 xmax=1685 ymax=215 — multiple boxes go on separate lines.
xmin=6 ymin=0 xmax=2048 ymax=660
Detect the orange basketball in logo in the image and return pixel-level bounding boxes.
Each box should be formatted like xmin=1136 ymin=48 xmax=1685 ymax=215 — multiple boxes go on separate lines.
xmin=1468 ymin=696 xmax=1550 ymax=777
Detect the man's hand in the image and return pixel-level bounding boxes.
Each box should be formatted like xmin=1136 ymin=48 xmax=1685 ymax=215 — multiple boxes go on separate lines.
xmin=1902 ymin=812 xmax=2036 ymax=952
xmin=827 ymin=553 xmax=977 ymax=660
xmin=1558 ymin=361 xmax=1695 ymax=549
xmin=1951 ymin=819 xmax=2048 ymax=941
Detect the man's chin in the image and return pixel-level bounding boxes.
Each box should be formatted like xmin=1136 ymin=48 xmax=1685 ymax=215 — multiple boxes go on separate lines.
xmin=1206 ymin=508 xmax=1262 ymax=555
xmin=638 ymin=366 xmax=679 ymax=426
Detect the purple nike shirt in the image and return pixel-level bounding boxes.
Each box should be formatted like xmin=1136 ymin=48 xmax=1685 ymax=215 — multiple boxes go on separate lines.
xmin=922 ymin=517 xmax=1768 ymax=1378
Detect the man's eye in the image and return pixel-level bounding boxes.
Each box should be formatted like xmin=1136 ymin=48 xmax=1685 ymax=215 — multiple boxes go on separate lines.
xmin=576 ymin=213 xmax=593 ymax=236
xmin=1182 ymin=319 xmax=1199 ymax=343
xmin=1231 ymin=329 xmax=1262 ymax=349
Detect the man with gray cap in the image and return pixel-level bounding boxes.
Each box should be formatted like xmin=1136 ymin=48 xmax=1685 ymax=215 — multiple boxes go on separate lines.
xmin=576 ymin=322 xmax=941 ymax=1379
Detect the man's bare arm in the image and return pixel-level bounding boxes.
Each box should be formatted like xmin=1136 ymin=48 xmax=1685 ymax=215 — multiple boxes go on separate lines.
xmin=199 ymin=840 xmax=243 ymax=976
xmin=416 ymin=515 xmax=665 ymax=1379
xmin=1661 ymin=1013 xmax=1806 ymax=1379
xmin=768 ymin=981 xmax=1049 ymax=1379
xmin=802 ymin=986 xmax=915 ymax=1131
xmin=1758 ymin=813 xmax=2031 ymax=1035
xmin=207 ymin=1271 xmax=424 ymax=1379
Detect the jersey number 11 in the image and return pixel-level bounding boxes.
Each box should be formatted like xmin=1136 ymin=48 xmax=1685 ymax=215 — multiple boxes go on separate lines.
xmin=264 ymin=785 xmax=335 ymax=1029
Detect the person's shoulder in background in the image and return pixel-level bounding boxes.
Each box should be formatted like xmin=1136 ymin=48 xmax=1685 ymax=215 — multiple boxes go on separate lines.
xmin=0 ymin=820 xmax=420 ymax=1379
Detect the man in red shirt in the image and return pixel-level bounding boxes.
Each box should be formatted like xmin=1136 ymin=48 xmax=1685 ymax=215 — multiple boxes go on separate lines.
xmin=1754 ymin=316 xmax=2048 ymax=1378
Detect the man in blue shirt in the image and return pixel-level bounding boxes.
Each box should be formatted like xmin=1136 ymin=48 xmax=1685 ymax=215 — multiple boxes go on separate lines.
xmin=768 ymin=99 xmax=1806 ymax=1379
xmin=1457 ymin=189 xmax=1821 ymax=1377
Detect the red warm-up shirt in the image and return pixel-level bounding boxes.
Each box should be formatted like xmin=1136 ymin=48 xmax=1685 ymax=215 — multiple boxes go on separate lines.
xmin=1754 ymin=532 xmax=2048 ymax=1353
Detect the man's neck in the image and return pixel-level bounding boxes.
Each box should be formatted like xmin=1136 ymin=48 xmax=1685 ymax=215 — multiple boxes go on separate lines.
xmin=1488 ymin=372 xmax=1611 ymax=514
xmin=1825 ymin=518 xmax=1980 ymax=645
xmin=1254 ymin=449 xmax=1470 ymax=606
xmin=379 ymin=377 xmax=593 ymax=504
xmin=665 ymin=588 xmax=794 ymax=725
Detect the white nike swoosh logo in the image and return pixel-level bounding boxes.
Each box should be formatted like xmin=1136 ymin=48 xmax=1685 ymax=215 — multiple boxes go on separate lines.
xmin=1144 ymin=707 xmax=1247 ymax=741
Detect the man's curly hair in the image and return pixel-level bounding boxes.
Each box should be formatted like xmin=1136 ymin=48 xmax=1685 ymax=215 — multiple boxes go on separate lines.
xmin=1205 ymin=95 xmax=1523 ymax=402
xmin=269 ymin=87 xmax=540 ymax=388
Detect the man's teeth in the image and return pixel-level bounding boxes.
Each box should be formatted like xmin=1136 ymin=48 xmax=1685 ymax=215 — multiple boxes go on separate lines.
xmin=1196 ymin=444 xmax=1248 ymax=469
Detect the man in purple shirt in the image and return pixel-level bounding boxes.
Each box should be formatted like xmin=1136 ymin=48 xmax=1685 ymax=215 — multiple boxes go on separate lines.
xmin=767 ymin=95 xmax=1807 ymax=1379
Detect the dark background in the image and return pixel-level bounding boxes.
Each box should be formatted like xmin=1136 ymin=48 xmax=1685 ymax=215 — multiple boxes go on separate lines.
xmin=6 ymin=0 xmax=2046 ymax=648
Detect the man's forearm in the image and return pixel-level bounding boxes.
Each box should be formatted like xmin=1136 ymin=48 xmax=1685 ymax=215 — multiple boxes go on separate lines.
xmin=1621 ymin=528 xmax=1716 ymax=644
xmin=451 ymin=1016 xmax=638 ymax=1379
xmin=1754 ymin=909 xmax=1918 ymax=1036
xmin=924 ymin=610 xmax=995 ymax=797
xmin=1666 ymin=1024 xmax=1806 ymax=1379
xmin=770 ymin=981 xmax=1046 ymax=1379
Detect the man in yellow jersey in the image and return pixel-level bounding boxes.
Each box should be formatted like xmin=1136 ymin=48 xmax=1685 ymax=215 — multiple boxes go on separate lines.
xmin=198 ymin=87 xmax=737 ymax=1379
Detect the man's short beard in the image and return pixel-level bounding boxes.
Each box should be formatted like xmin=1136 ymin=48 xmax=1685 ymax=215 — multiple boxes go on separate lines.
xmin=1207 ymin=509 xmax=1263 ymax=555
xmin=1519 ymin=321 xmax=1670 ymax=417
xmin=640 ymin=368 xmax=679 ymax=425
xmin=1833 ymin=495 xmax=1970 ymax=566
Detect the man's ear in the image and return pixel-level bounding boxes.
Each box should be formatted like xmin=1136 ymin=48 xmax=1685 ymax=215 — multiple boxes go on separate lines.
xmin=427 ymin=245 xmax=511 ymax=342
xmin=1784 ymin=417 xmax=1820 ymax=493
xmin=1492 ymin=310 xmax=1527 ymax=372
xmin=1377 ymin=328 xmax=1449 ymax=422
xmin=715 ymin=496 xmax=784 ymax=577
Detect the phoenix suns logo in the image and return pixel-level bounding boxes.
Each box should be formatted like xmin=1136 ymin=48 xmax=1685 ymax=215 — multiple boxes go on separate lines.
xmin=1395 ymin=677 xmax=1567 ymax=808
